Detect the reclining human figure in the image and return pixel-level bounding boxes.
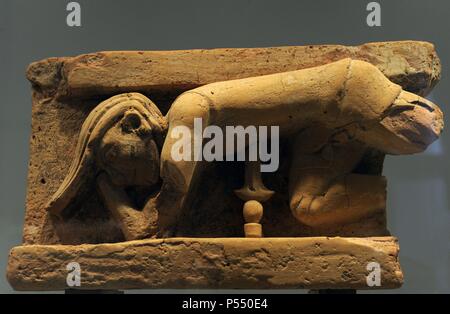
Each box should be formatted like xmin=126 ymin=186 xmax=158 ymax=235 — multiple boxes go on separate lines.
xmin=44 ymin=58 xmax=444 ymax=240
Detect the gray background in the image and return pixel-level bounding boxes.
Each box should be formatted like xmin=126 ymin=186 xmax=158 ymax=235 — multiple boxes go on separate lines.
xmin=0 ymin=0 xmax=449 ymax=293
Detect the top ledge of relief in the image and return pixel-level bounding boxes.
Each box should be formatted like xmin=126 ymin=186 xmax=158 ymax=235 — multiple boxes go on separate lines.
xmin=26 ymin=41 xmax=441 ymax=99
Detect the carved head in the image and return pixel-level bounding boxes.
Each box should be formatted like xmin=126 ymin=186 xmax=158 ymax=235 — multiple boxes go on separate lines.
xmin=356 ymin=90 xmax=444 ymax=155
xmin=97 ymin=109 xmax=161 ymax=187
xmin=45 ymin=93 xmax=167 ymax=217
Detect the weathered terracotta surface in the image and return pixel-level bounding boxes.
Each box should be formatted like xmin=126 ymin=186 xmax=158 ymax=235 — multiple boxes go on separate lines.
xmin=27 ymin=41 xmax=440 ymax=99
xmin=7 ymin=237 xmax=402 ymax=291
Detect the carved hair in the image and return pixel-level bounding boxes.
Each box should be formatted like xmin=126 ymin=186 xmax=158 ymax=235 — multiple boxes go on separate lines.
xmin=45 ymin=93 xmax=167 ymax=217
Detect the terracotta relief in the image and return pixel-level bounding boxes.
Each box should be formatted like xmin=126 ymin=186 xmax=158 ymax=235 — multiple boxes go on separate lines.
xmin=7 ymin=41 xmax=444 ymax=291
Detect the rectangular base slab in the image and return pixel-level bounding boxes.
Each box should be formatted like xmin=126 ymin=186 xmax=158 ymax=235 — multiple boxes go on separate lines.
xmin=7 ymin=237 xmax=403 ymax=291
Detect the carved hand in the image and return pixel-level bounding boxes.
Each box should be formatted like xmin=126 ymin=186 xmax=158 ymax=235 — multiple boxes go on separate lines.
xmin=96 ymin=172 xmax=158 ymax=240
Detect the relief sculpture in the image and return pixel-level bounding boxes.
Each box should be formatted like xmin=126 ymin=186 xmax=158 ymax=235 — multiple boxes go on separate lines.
xmin=7 ymin=42 xmax=445 ymax=291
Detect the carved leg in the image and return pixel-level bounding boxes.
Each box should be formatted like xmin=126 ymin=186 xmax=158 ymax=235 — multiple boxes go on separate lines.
xmin=289 ymin=128 xmax=386 ymax=227
xmin=291 ymin=173 xmax=386 ymax=227
xmin=157 ymin=92 xmax=211 ymax=236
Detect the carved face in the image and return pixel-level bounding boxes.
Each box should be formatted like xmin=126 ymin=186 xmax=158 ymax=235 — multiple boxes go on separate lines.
xmin=357 ymin=90 xmax=444 ymax=155
xmin=97 ymin=110 xmax=161 ymax=187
